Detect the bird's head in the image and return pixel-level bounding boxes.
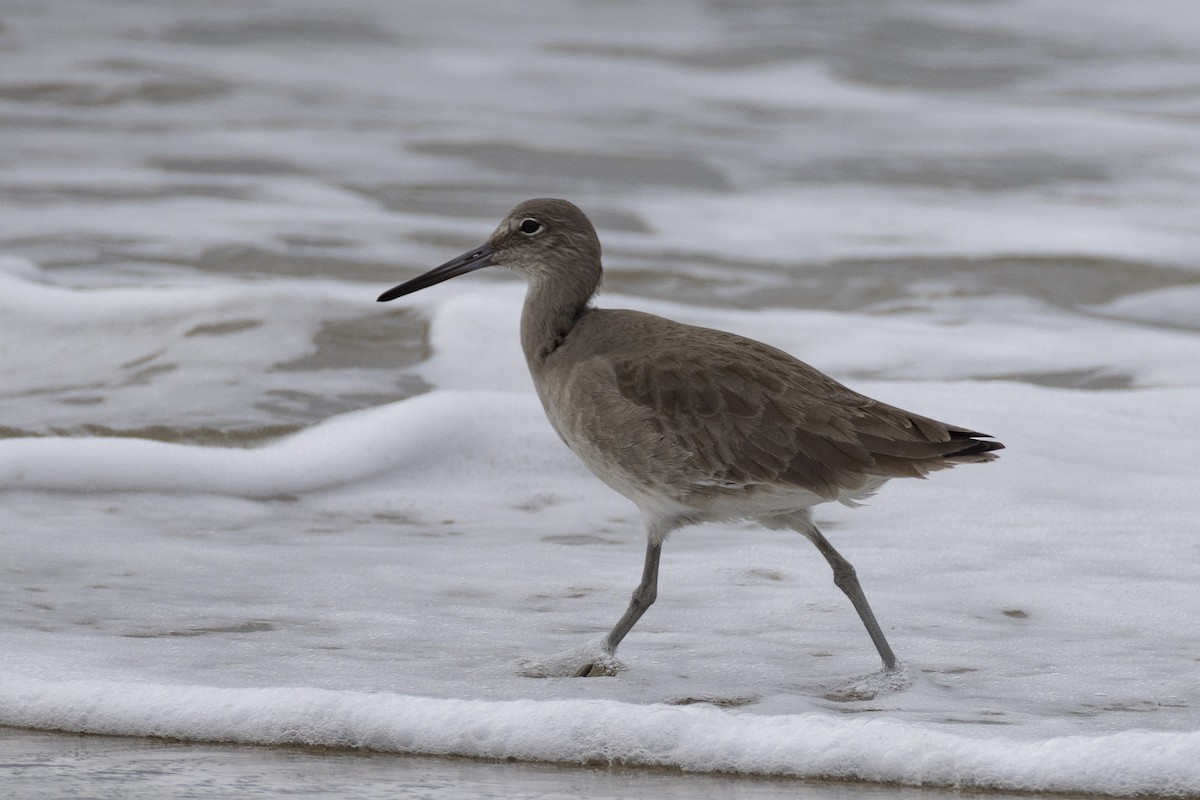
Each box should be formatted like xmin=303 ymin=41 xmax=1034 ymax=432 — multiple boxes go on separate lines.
xmin=378 ymin=198 xmax=601 ymax=302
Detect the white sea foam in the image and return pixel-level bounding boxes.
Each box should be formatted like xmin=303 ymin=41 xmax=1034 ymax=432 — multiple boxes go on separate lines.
xmin=3 ymin=675 xmax=1198 ymax=797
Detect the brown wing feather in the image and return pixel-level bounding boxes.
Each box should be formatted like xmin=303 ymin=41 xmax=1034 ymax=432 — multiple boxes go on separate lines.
xmin=585 ymin=312 xmax=1002 ymax=501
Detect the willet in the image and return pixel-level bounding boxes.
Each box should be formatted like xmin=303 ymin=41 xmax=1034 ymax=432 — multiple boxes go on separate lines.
xmin=378 ymin=198 xmax=1002 ymax=684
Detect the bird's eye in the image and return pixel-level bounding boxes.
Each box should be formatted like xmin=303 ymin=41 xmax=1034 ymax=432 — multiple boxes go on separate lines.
xmin=519 ymin=218 xmax=542 ymax=235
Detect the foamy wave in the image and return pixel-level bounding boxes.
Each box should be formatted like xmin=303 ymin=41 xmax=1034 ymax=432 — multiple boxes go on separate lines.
xmin=2 ymin=675 xmax=1197 ymax=796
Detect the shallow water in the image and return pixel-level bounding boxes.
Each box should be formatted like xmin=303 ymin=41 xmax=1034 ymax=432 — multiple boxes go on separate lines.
xmin=2 ymin=0 xmax=1200 ymax=796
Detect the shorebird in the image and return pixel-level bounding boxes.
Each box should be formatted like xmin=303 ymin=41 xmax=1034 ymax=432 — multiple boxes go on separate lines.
xmin=378 ymin=198 xmax=1002 ymax=681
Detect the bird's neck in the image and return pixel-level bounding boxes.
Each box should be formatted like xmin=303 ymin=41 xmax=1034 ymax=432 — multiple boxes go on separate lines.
xmin=520 ymin=271 xmax=597 ymax=368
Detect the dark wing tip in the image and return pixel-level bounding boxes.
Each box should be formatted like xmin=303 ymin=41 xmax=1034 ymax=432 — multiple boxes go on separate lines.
xmin=946 ymin=430 xmax=1005 ymax=460
xmin=954 ymin=439 xmax=1005 ymax=456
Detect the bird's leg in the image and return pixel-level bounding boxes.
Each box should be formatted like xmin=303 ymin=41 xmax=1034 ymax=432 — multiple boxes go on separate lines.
xmin=803 ymin=525 xmax=898 ymax=672
xmin=604 ymin=539 xmax=662 ymax=653
xmin=574 ymin=538 xmax=661 ymax=677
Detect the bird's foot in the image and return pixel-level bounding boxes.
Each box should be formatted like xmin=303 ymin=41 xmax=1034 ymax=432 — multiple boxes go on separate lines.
xmin=517 ymin=638 xmax=625 ymax=678
xmin=572 ymin=660 xmax=621 ymax=678
xmin=823 ymin=661 xmax=914 ymax=702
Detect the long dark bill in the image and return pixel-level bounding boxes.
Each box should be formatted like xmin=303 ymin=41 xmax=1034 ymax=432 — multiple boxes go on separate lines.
xmin=377 ymin=243 xmax=495 ymax=302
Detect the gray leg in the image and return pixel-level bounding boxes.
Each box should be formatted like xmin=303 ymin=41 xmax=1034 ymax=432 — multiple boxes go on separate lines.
xmin=805 ymin=525 xmax=898 ymax=671
xmin=574 ymin=539 xmax=661 ymax=677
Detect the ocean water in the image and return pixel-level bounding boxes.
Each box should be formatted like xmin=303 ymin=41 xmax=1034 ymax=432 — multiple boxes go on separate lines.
xmin=2 ymin=0 xmax=1199 ymax=796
